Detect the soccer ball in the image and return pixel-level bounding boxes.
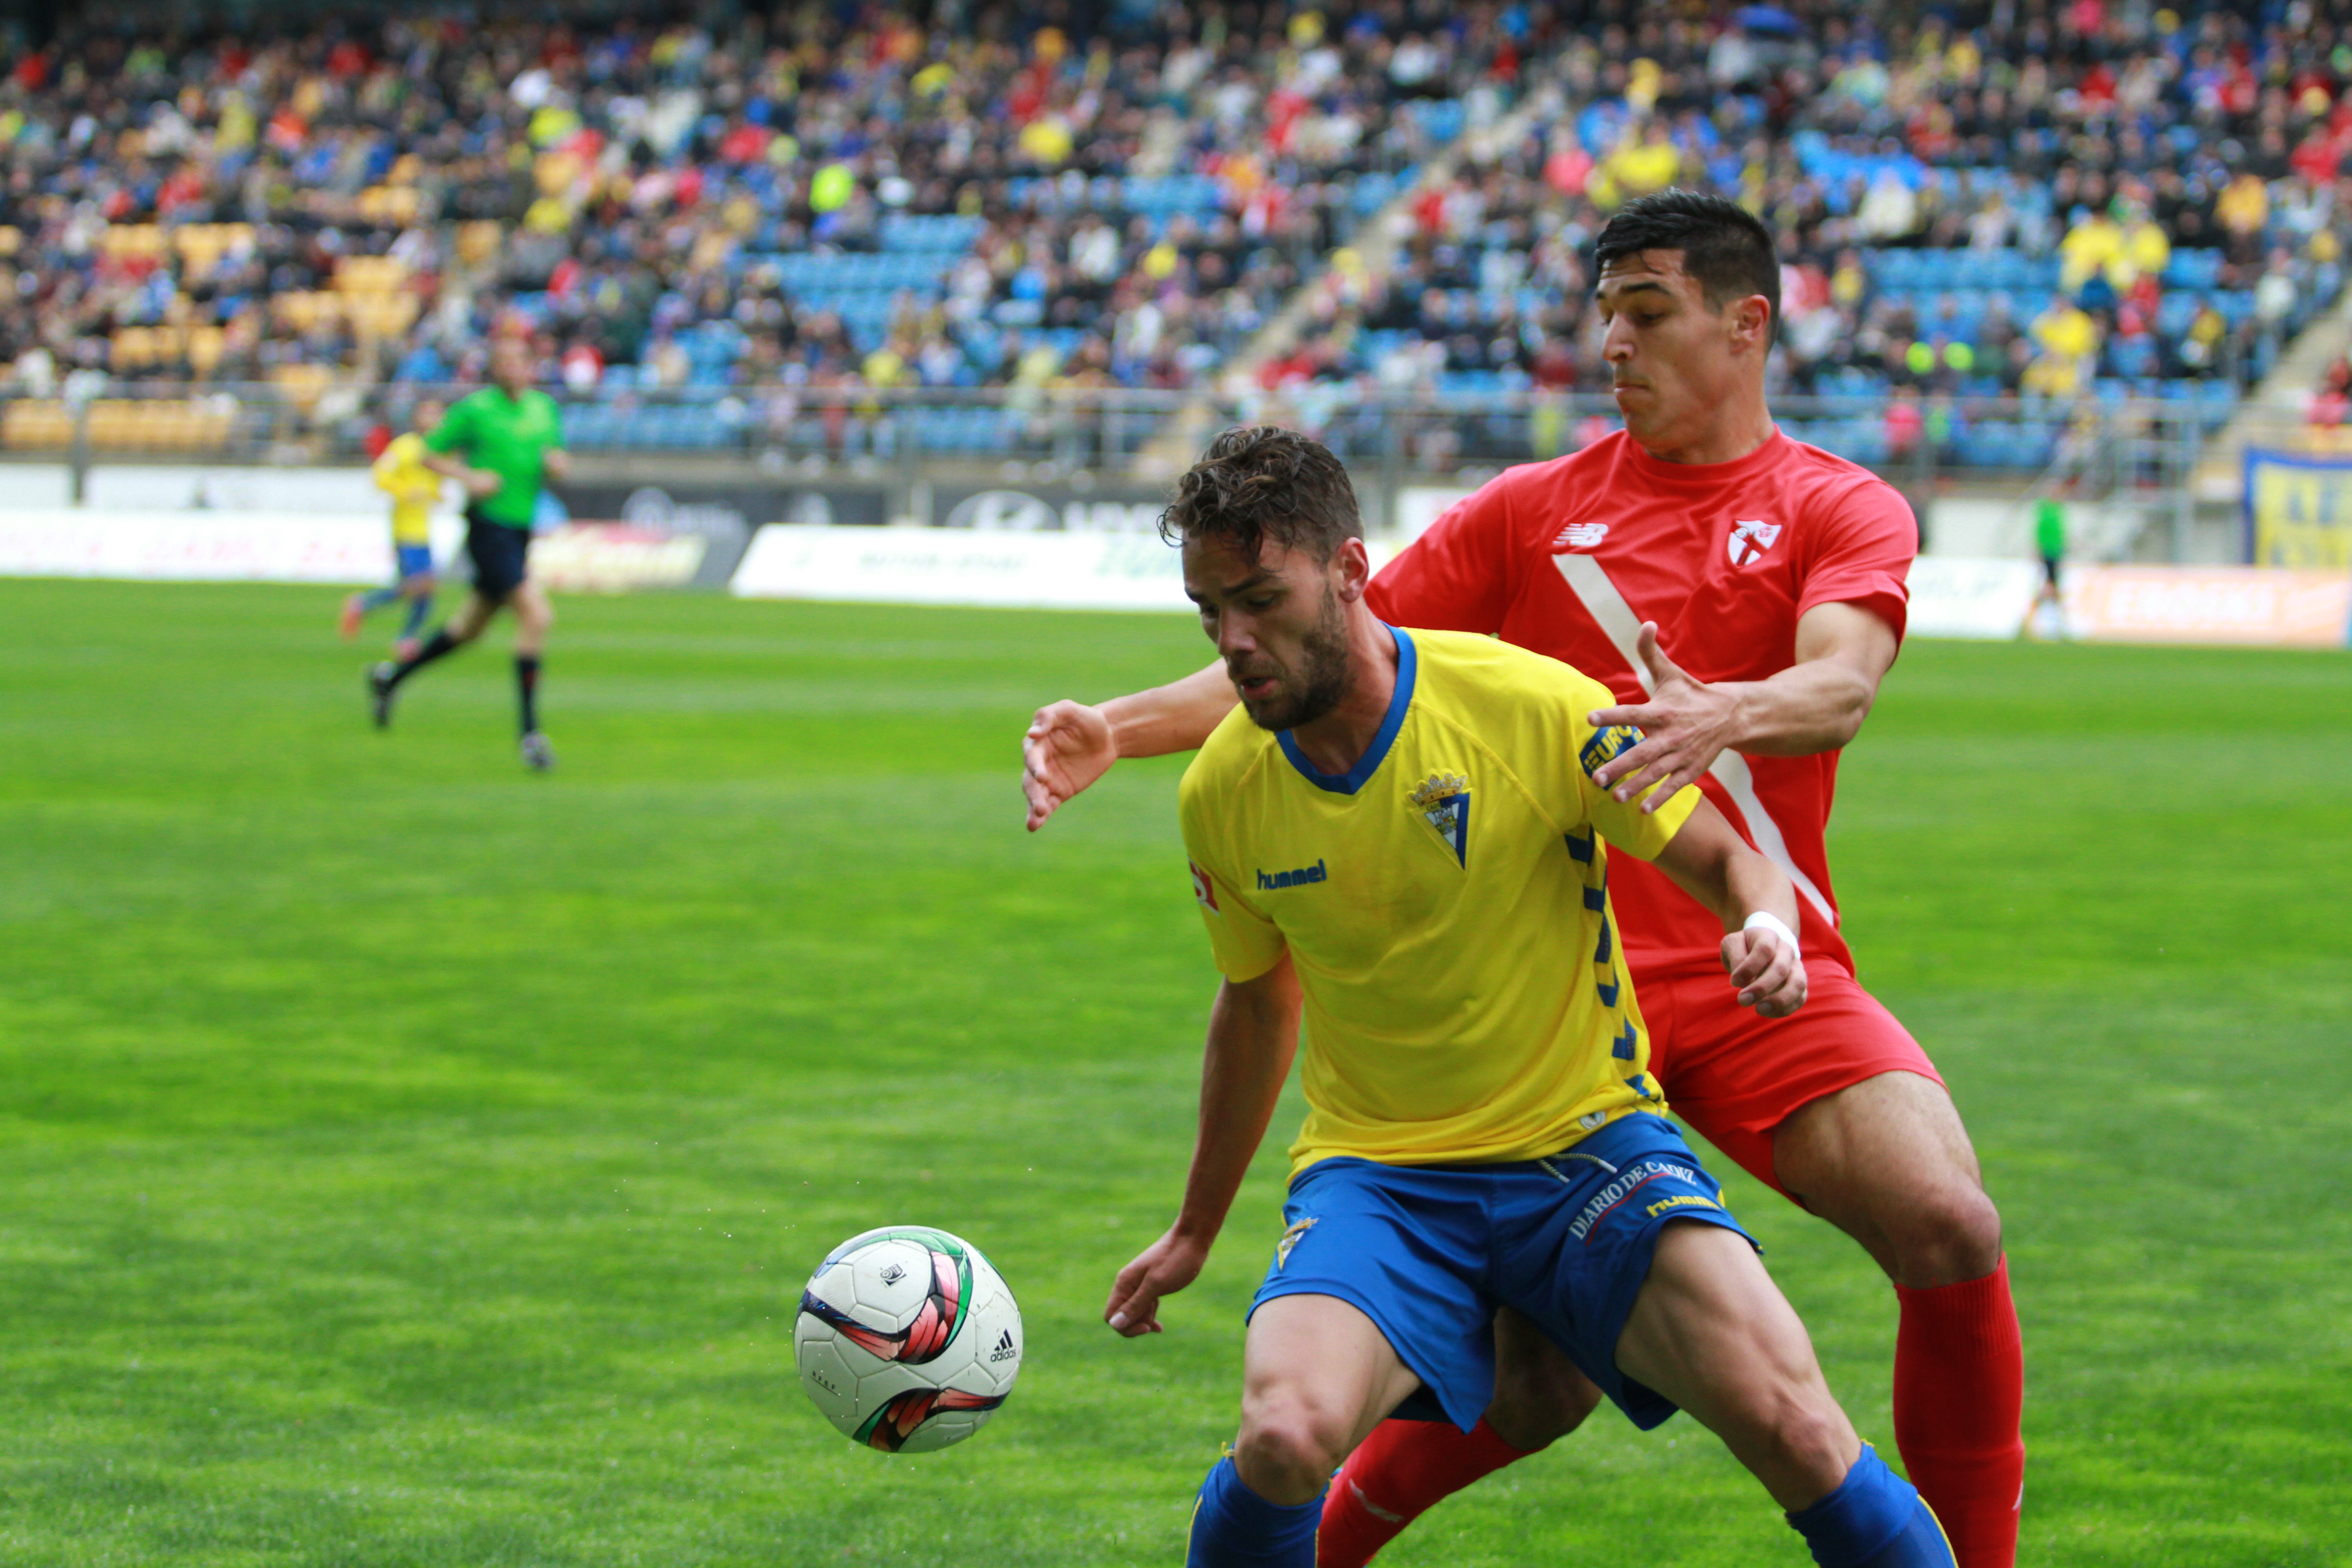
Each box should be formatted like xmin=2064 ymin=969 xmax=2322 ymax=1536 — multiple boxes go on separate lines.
xmin=794 ymin=1225 xmax=1023 ymax=1453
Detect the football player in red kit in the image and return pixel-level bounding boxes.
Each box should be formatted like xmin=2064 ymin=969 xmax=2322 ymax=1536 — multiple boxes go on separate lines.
xmin=1021 ymin=191 xmax=2024 ymax=1568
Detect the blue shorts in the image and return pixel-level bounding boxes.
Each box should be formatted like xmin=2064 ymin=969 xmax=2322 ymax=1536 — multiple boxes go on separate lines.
xmin=395 ymin=544 xmax=434 ymax=579
xmin=1249 ymin=1112 xmax=1754 ymax=1433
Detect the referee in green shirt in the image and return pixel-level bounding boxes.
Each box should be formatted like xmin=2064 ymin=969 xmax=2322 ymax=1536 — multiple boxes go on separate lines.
xmin=368 ymin=336 xmax=571 ymax=769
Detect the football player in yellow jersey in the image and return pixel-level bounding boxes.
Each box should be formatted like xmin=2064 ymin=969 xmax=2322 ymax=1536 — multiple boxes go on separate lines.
xmin=1109 ymin=429 xmax=1955 ymax=1568
xmin=340 ymin=400 xmax=446 ymax=659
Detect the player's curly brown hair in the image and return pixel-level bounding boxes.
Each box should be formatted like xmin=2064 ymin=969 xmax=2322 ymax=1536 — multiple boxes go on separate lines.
xmin=1158 ymin=426 xmax=1363 ymax=563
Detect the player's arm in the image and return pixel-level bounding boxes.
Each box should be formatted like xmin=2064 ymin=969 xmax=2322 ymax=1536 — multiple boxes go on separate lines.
xmin=423 ymin=448 xmax=500 ymax=499
xmin=1586 ymin=602 xmax=1900 ymax=809
xmin=1103 ymin=955 xmax=1300 ymax=1337
xmin=540 ymin=444 xmax=571 ymax=483
xmin=1646 ymin=799 xmax=1808 ymax=1018
xmin=1021 ymin=661 xmax=1235 ymax=831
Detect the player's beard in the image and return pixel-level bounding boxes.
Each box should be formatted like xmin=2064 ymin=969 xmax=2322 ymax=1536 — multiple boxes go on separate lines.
xmin=1235 ymin=584 xmax=1350 ymax=733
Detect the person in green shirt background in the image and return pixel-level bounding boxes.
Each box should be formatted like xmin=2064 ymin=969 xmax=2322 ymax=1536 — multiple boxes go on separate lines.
xmin=368 ymin=334 xmax=571 ymax=770
xmin=2025 ymin=494 xmax=2068 ymax=639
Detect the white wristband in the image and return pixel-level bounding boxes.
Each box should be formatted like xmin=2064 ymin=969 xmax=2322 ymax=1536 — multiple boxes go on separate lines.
xmin=1741 ymin=911 xmax=1801 ymax=956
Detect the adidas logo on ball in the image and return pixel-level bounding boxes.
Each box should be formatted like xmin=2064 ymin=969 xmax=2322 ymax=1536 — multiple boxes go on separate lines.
xmin=988 ymin=1330 xmax=1019 ymax=1363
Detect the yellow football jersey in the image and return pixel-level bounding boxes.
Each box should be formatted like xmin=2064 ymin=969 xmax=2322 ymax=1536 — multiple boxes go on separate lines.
xmin=373 ymin=432 xmax=442 ymax=546
xmin=1178 ymin=626 xmax=1699 ymax=1177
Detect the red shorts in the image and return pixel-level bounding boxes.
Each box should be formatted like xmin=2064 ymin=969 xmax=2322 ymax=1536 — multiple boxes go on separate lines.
xmin=1637 ymin=956 xmax=1943 ymax=1200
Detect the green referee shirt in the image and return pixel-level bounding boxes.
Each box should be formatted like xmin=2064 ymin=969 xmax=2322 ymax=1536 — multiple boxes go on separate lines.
xmin=426 ymin=386 xmax=565 ymax=527
xmin=2034 ymin=497 xmax=2067 ymax=559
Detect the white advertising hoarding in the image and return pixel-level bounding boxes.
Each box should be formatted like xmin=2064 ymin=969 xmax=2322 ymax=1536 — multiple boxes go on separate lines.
xmin=731 ymin=524 xmax=1196 ymax=611
xmin=0 ymin=509 xmax=462 ymax=585
xmin=1904 ymin=557 xmax=2040 ymax=640
xmin=730 ymin=524 xmax=1403 ymax=612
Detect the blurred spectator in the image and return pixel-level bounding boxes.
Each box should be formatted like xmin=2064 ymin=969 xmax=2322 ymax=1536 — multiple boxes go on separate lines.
xmin=2026 ymin=294 xmax=2100 ymax=399
xmin=2307 ymin=357 xmax=2352 ymax=427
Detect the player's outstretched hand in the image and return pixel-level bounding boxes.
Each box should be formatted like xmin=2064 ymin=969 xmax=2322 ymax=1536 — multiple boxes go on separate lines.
xmin=462 ymin=467 xmax=502 ymax=499
xmin=1104 ymin=1226 xmax=1210 ymax=1337
xmin=1023 ymin=700 xmax=1117 ymax=832
xmin=1720 ymin=927 xmax=1807 ymax=1018
xmin=1587 ymin=622 xmax=1740 ymax=811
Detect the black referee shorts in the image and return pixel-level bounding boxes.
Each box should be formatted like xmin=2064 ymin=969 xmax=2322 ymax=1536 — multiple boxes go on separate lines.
xmin=464 ymin=505 xmax=532 ymax=602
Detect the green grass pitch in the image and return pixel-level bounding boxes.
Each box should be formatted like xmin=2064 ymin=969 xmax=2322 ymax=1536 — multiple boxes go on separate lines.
xmin=0 ymin=578 xmax=2347 ymax=1567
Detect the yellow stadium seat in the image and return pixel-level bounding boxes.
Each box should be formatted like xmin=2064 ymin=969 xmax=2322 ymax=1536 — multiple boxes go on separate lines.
xmin=1 ymin=400 xmax=72 ymax=449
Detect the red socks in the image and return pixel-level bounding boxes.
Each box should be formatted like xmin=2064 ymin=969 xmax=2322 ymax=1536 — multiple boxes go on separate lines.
xmin=1317 ymin=1264 xmax=2022 ymax=1568
xmin=1892 ymin=1257 xmax=2026 ymax=1568
xmin=1315 ymin=1416 xmax=1531 ymax=1568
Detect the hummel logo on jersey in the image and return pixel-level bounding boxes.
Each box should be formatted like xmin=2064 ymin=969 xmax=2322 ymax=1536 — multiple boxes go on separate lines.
xmin=1256 ymin=860 xmax=1327 ymax=890
xmin=1551 ymin=522 xmax=1609 ymax=551
xmin=1408 ymin=771 xmax=1471 ymax=867
xmin=1726 ymin=519 xmax=1783 ymax=566
xmin=988 ymin=1329 xmax=1018 ymax=1363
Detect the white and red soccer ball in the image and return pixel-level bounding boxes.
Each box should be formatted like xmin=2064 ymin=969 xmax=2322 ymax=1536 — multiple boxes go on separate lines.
xmin=794 ymin=1225 xmax=1023 ymax=1453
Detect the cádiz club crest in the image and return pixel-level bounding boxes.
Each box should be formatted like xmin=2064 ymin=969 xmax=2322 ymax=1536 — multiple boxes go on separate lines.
xmin=1726 ymin=518 xmax=1783 ymax=566
xmin=1408 ymin=771 xmax=1471 ymax=867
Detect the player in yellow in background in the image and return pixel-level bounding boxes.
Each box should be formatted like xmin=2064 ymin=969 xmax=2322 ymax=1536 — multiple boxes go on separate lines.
xmin=1108 ymin=427 xmax=1956 ymax=1568
xmin=341 ymin=400 xmax=446 ymax=659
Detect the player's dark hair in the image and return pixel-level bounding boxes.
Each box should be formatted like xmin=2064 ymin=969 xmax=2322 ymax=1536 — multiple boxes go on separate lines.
xmin=1593 ymin=189 xmax=1780 ymax=342
xmin=1159 ymin=426 xmax=1362 ymax=563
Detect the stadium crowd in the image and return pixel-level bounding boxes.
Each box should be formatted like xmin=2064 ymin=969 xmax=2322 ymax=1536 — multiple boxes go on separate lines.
xmin=0 ymin=0 xmax=1522 ymax=406
xmin=1266 ymin=0 xmax=2352 ymax=464
xmin=2 ymin=0 xmax=2350 ymax=465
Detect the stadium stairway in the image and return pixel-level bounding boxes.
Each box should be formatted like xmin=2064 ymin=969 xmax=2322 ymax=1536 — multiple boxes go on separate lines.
xmin=2191 ymin=271 xmax=2352 ymax=502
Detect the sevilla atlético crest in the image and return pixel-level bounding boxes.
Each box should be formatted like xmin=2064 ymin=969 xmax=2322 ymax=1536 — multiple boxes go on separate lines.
xmin=1726 ymin=519 xmax=1783 ymax=566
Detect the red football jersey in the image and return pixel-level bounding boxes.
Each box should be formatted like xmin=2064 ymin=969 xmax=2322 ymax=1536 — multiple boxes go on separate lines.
xmin=1366 ymin=429 xmax=1916 ymax=975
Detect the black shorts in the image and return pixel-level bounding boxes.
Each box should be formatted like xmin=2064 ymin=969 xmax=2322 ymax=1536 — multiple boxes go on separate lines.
xmin=2039 ymin=552 xmax=2062 ymax=589
xmin=465 ymin=507 xmax=532 ymax=602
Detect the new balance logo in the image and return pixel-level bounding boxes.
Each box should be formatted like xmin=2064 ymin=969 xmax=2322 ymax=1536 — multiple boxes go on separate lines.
xmin=1551 ymin=522 xmax=1609 ymax=550
xmin=988 ymin=1329 xmax=1018 ymax=1363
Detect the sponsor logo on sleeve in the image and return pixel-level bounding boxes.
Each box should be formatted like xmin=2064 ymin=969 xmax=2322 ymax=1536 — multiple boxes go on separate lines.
xmin=1189 ymin=861 xmax=1222 ymax=914
xmin=1578 ymin=725 xmax=1643 ymax=780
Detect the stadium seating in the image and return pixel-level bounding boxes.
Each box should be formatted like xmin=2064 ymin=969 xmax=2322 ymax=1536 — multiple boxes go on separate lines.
xmin=5 ymin=1 xmax=2350 ymax=471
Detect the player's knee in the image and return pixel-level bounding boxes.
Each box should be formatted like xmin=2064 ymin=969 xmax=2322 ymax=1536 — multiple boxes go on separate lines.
xmin=1233 ymin=1404 xmax=1348 ymax=1506
xmin=1753 ymin=1388 xmax=1856 ymax=1494
xmin=1887 ymin=1184 xmax=2003 ymax=1288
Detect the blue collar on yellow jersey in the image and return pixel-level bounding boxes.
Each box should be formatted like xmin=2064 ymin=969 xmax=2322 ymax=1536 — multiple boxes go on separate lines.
xmin=1275 ymin=624 xmax=1417 ymax=795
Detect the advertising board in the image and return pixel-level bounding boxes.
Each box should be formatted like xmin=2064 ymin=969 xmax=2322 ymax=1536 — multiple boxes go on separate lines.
xmin=731 ymin=524 xmax=1193 ymax=611
xmin=1904 ymin=557 xmax=2041 ymax=640
xmin=2243 ymin=449 xmax=2352 ymax=569
xmin=929 ymin=484 xmax=1175 ymax=534
xmin=0 ymin=508 xmax=444 ymax=584
xmin=2063 ymin=565 xmax=2352 ymax=647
